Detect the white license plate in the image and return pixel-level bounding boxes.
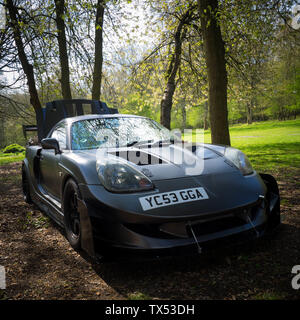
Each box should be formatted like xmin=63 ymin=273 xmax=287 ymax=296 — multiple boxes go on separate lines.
xmin=139 ymin=187 xmax=209 ymax=211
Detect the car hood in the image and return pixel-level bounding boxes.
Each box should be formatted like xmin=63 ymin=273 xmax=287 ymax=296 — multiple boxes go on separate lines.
xmin=70 ymin=144 xmax=265 ymax=217
xmin=72 ymin=143 xmax=238 ymax=181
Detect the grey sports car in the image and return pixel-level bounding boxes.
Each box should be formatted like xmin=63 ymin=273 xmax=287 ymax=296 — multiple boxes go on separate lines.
xmin=22 ymin=99 xmax=280 ymax=261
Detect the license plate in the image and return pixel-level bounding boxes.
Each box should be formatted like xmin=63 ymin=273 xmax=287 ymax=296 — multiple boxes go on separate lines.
xmin=139 ymin=187 xmax=209 ymax=211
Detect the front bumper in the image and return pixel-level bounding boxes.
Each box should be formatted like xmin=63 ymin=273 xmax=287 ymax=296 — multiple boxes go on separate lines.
xmin=94 ymin=223 xmax=270 ymax=261
xmin=77 ymin=173 xmax=280 ymax=261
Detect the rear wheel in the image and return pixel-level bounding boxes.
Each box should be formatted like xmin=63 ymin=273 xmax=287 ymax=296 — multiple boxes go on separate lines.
xmin=22 ymin=165 xmax=33 ymax=204
xmin=63 ymin=179 xmax=81 ymax=249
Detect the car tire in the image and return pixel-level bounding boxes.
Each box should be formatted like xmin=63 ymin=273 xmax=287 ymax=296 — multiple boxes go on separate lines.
xmin=63 ymin=178 xmax=81 ymax=250
xmin=22 ymin=166 xmax=33 ymax=204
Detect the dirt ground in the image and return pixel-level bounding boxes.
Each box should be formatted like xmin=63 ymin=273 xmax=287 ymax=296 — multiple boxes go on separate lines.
xmin=0 ymin=162 xmax=299 ymax=300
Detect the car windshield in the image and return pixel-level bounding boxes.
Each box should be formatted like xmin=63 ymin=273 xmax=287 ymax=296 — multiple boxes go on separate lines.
xmin=71 ymin=117 xmax=176 ymax=150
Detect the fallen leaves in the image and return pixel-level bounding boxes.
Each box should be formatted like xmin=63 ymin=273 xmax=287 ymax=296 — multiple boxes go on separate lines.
xmin=0 ymin=162 xmax=299 ymax=300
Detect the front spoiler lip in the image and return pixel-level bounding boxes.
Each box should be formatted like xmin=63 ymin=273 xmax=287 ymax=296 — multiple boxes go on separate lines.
xmin=94 ymin=222 xmax=278 ymax=262
xmin=94 ymin=215 xmax=266 ymax=250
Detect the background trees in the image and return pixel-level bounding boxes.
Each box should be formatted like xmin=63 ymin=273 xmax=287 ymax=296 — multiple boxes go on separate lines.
xmin=91 ymin=0 xmax=105 ymax=100
xmin=0 ymin=0 xmax=299 ymax=147
xmin=6 ymin=0 xmax=42 ymax=111
xmin=198 ymin=0 xmax=230 ymax=145
xmin=54 ymin=0 xmax=72 ymax=99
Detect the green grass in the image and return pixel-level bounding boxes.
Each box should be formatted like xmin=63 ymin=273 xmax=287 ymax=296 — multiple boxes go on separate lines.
xmin=0 ymin=152 xmax=25 ymax=165
xmin=184 ymin=119 xmax=300 ymax=172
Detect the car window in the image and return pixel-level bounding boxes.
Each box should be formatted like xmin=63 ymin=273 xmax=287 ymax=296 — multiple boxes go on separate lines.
xmin=51 ymin=123 xmax=67 ymax=149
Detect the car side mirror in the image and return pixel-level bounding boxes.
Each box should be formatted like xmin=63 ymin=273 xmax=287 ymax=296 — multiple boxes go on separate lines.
xmin=41 ymin=138 xmax=61 ymax=154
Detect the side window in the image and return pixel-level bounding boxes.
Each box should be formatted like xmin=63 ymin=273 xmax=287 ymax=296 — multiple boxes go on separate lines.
xmin=51 ymin=124 xmax=67 ymax=150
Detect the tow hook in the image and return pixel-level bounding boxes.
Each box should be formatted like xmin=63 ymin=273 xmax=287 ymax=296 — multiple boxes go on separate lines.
xmin=258 ymin=195 xmax=265 ymax=209
xmin=240 ymin=207 xmax=260 ymax=238
xmin=246 ymin=214 xmax=259 ymax=238
xmin=188 ymin=221 xmax=202 ymax=254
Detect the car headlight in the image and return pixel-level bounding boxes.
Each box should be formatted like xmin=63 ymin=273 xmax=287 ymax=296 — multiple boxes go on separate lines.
xmin=224 ymin=147 xmax=254 ymax=176
xmin=96 ymin=158 xmax=154 ymax=192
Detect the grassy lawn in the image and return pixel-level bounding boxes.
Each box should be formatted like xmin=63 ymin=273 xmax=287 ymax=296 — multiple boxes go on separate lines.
xmin=184 ymin=119 xmax=300 ymax=173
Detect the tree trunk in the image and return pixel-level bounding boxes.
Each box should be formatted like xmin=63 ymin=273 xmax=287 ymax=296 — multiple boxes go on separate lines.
xmin=180 ymin=97 xmax=187 ymax=130
xmin=203 ymin=100 xmax=209 ymax=130
xmin=55 ymin=0 xmax=72 ymax=100
xmin=161 ymin=78 xmax=176 ymax=129
xmin=6 ymin=0 xmax=42 ymax=112
xmin=246 ymin=103 xmax=253 ymax=124
xmin=160 ymin=7 xmax=195 ymax=129
xmin=0 ymin=117 xmax=5 ymax=148
xmin=160 ymin=39 xmax=181 ymax=129
xmin=198 ymin=0 xmax=230 ymax=145
xmin=92 ymin=0 xmax=105 ymax=100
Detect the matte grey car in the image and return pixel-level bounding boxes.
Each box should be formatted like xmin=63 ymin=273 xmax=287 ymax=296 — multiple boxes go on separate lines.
xmin=22 ymin=100 xmax=281 ymax=261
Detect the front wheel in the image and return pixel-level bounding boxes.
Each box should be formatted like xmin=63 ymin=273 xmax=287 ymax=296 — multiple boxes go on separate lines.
xmin=63 ymin=179 xmax=81 ymax=250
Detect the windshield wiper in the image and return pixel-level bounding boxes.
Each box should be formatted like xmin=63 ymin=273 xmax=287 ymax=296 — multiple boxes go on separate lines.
xmin=149 ymin=138 xmax=176 ymax=146
xmin=125 ymin=140 xmax=154 ymax=147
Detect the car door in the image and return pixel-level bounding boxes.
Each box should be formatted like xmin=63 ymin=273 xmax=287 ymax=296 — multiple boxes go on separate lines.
xmin=40 ymin=123 xmax=67 ymax=199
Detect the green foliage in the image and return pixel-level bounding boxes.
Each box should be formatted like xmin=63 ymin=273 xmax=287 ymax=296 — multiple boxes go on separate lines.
xmin=119 ymin=92 xmax=157 ymax=119
xmin=187 ymin=105 xmax=205 ymax=128
xmin=3 ymin=144 xmax=25 ymax=154
xmin=127 ymin=292 xmax=152 ymax=300
xmin=24 ymin=212 xmax=50 ymax=229
xmin=1 ymin=0 xmax=299 ymax=143
xmin=171 ymin=104 xmax=205 ymax=129
xmin=103 ymin=0 xmax=300 ymax=129
xmin=0 ymin=152 xmax=25 ymax=165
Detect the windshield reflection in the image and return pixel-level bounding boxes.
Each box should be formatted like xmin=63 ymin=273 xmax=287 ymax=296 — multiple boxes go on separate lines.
xmin=71 ymin=117 xmax=176 ymax=150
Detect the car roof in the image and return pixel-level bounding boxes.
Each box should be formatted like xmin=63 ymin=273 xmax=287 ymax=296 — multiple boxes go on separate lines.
xmin=60 ymin=113 xmax=147 ymax=126
xmin=70 ymin=113 xmax=144 ymax=122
